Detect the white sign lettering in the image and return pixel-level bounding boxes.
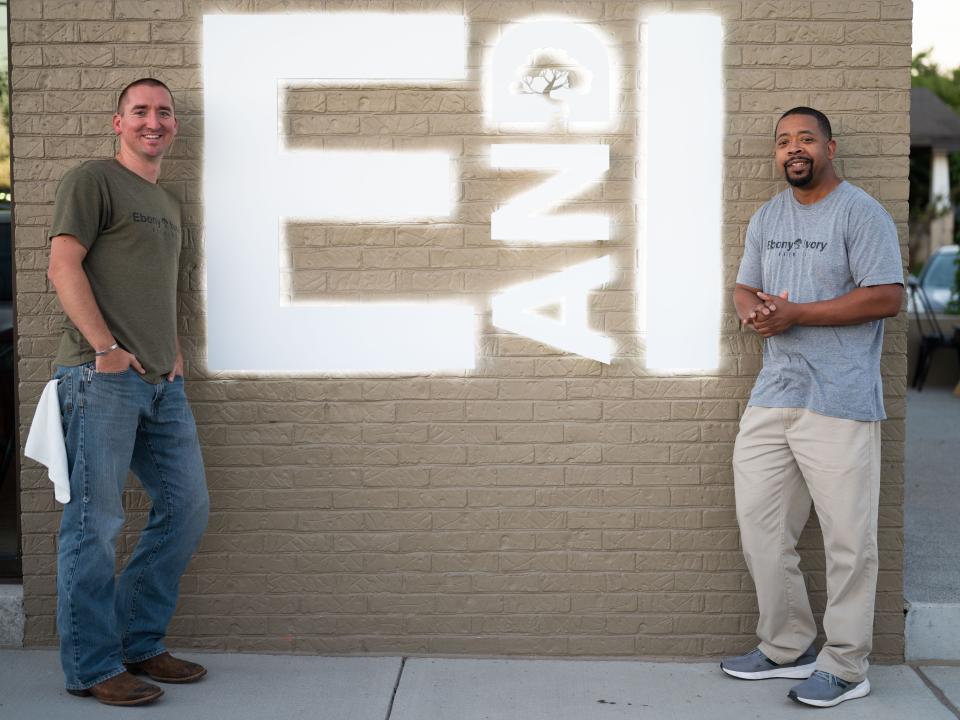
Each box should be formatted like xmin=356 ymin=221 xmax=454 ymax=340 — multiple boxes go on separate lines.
xmin=202 ymin=13 xmax=723 ymax=374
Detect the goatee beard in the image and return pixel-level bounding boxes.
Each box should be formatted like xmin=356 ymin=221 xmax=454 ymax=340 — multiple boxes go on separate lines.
xmin=785 ymin=165 xmax=813 ymax=187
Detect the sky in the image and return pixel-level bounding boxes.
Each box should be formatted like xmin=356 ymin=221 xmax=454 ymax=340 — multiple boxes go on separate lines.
xmin=913 ymin=0 xmax=960 ymax=70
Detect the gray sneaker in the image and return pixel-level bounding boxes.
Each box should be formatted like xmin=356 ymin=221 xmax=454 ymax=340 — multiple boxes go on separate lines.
xmin=788 ymin=670 xmax=871 ymax=707
xmin=720 ymin=645 xmax=817 ymax=680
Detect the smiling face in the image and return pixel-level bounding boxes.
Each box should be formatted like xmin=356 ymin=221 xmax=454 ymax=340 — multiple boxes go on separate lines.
xmin=774 ymin=113 xmax=836 ymax=189
xmin=112 ymin=83 xmax=178 ymax=162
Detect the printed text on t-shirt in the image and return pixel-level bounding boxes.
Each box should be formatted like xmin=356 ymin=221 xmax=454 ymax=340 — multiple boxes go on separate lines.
xmin=767 ymin=238 xmax=828 ymax=255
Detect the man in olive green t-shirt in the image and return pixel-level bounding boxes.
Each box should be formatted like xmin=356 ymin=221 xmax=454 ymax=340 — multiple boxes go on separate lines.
xmin=46 ymin=78 xmax=208 ymax=707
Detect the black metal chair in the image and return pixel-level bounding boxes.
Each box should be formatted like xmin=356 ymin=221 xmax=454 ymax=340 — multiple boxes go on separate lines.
xmin=910 ymin=277 xmax=960 ymax=391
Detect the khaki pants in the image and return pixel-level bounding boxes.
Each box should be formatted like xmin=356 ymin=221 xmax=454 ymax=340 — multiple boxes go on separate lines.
xmin=733 ymin=406 xmax=880 ymax=682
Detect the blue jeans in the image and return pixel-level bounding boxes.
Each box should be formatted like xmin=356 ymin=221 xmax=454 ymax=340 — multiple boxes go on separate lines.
xmin=54 ymin=363 xmax=208 ymax=690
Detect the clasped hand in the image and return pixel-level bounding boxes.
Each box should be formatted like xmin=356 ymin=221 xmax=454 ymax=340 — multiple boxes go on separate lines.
xmin=743 ymin=290 xmax=797 ymax=338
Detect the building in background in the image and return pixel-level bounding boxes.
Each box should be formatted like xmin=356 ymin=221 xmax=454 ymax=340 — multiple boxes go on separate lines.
xmin=4 ymin=0 xmax=911 ymax=661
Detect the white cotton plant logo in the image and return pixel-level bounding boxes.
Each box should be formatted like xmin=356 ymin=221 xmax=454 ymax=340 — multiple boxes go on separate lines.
xmin=201 ymin=12 xmax=723 ymax=375
xmin=515 ymin=49 xmax=589 ymax=105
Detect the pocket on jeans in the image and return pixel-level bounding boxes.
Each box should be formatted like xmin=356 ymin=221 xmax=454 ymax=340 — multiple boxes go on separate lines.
xmin=56 ymin=368 xmax=74 ymax=419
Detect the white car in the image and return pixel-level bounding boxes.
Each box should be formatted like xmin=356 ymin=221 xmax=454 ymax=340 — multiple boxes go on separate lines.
xmin=909 ymin=244 xmax=958 ymax=314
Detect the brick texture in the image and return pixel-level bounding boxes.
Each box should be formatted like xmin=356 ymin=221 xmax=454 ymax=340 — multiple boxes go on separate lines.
xmin=10 ymin=0 xmax=909 ymax=661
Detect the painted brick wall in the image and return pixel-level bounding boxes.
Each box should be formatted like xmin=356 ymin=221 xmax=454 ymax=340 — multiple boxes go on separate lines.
xmin=10 ymin=0 xmax=911 ymax=660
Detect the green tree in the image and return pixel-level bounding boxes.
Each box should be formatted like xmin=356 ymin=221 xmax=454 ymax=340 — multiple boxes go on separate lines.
xmin=912 ymin=52 xmax=960 ymax=223
xmin=911 ymin=51 xmax=960 ymax=311
xmin=0 ymin=68 xmax=9 ymax=196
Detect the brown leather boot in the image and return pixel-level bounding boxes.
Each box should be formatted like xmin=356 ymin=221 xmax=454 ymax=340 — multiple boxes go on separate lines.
xmin=125 ymin=652 xmax=207 ymax=684
xmin=67 ymin=671 xmax=164 ymax=706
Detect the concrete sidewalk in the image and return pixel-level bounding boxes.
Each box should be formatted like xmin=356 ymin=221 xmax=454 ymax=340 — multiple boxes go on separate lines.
xmin=0 ymin=649 xmax=958 ymax=720
xmin=905 ymin=386 xmax=960 ymax=661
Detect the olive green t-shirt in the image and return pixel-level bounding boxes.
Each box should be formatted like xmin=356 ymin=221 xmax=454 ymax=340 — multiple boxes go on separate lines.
xmin=50 ymin=159 xmax=182 ymax=384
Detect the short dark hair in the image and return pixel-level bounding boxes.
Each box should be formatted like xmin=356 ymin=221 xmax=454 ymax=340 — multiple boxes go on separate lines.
xmin=776 ymin=107 xmax=832 ymax=140
xmin=116 ymin=78 xmax=175 ymax=114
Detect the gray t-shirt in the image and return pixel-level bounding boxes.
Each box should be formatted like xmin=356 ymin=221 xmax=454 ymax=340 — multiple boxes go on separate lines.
xmin=736 ymin=181 xmax=903 ymax=421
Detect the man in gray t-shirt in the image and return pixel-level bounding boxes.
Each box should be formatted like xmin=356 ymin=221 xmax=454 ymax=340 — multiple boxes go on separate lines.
xmin=719 ymin=108 xmax=903 ymax=708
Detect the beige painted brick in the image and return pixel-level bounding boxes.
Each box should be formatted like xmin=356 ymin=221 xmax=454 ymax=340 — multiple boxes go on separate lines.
xmin=743 ymin=45 xmax=819 ymax=67
xmin=115 ymin=45 xmax=184 ymax=67
xmin=632 ymin=422 xmax=700 ymax=443
xmin=75 ymin=68 xmax=141 ymax=90
xmin=880 ymin=0 xmax=911 ymax=19
xmin=397 ymin=489 xmax=468 ymax=508
xmin=494 ymin=423 xmax=562 ymax=443
xmin=879 ymin=136 xmax=910 ymax=156
xmin=878 ymin=179 xmax=909 ymax=201
xmin=739 ymin=91 xmax=809 ymax=112
xmin=290 ymin=115 xmax=359 ymax=135
xmin=360 ymin=114 xmax=429 ymax=136
xmin=326 ymin=91 xmax=396 ymax=113
xmin=429 ymin=115 xmax=487 ymax=135
xmin=742 ymin=1 xmax=811 ymax=20
xmin=115 ymin=0 xmax=184 ymax=19
xmin=11 ymin=92 xmax=44 ymax=113
xmin=840 ymin=113 xmax=908 ymax=134
xmin=42 ymin=0 xmax=112 ymax=19
xmin=44 ymin=137 xmax=116 ymax=157
xmin=396 ymin=91 xmax=483 ymax=113
xmin=43 ymin=90 xmax=116 ymax=113
xmin=602 ymin=400 xmax=671 ymax=421
xmin=149 ymin=21 xmax=199 ymax=43
xmin=430 ymin=249 xmax=500 ymax=268
xmin=635 ymin=379 xmax=702 ymax=399
xmin=843 ymin=20 xmax=910 ymax=44
xmin=835 ymin=136 xmax=878 ymax=158
xmin=469 ymin=488 xmax=538 ymax=507
xmin=536 ymin=487 xmax=603 ymax=507
xmin=464 ymin=0 xmax=535 ymax=21
xmin=725 ymin=69 xmax=777 ymax=91
xmin=468 ymin=444 xmax=535 ymax=464
xmin=724 ymin=21 xmax=775 ymax=43
xmin=12 ymin=68 xmax=81 ymax=90
xmin=775 ymin=21 xmax=844 ymax=43
xmin=281 ymin=91 xmax=326 ymax=114
xmin=774 ymin=69 xmax=845 ymax=89
xmin=811 ymin=0 xmax=879 ymax=19
xmin=43 ymin=45 xmax=115 ymax=67
xmin=845 ymin=68 xmax=910 ymax=89
xmin=533 ymin=401 xmax=602 ymax=421
xmin=534 ymin=443 xmax=603 ymax=463
xmin=12 ymin=46 xmax=44 ymax=67
xmin=811 ymin=45 xmax=880 ymax=67
xmin=563 ymin=466 xmax=630 ymax=486
xmin=12 ymin=22 xmax=76 ymax=43
xmin=392 ymin=0 xmax=467 ymax=12
xmin=879 ymin=45 xmax=912 ymax=67
xmin=563 ymin=423 xmax=630 ymax=444
xmin=10 ymin=2 xmax=44 ymax=20
xmin=498 ymin=510 xmax=564 ymax=530
xmin=564 ymin=379 xmax=632 ymax=399
xmin=78 ymin=22 xmax=151 ymax=43
xmin=565 ymin=511 xmax=634 ymax=530
xmin=671 ymin=400 xmax=741 ymax=420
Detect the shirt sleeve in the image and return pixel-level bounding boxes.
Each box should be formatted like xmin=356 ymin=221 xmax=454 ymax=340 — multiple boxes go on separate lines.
xmin=48 ymin=166 xmax=108 ymax=250
xmin=736 ymin=210 xmax=764 ymax=289
xmin=847 ymin=199 xmax=904 ymax=288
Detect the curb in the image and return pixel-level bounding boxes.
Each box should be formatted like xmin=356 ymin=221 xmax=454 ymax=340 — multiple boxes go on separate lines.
xmin=906 ymin=602 xmax=960 ymax=662
xmin=0 ymin=583 xmax=24 ymax=648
